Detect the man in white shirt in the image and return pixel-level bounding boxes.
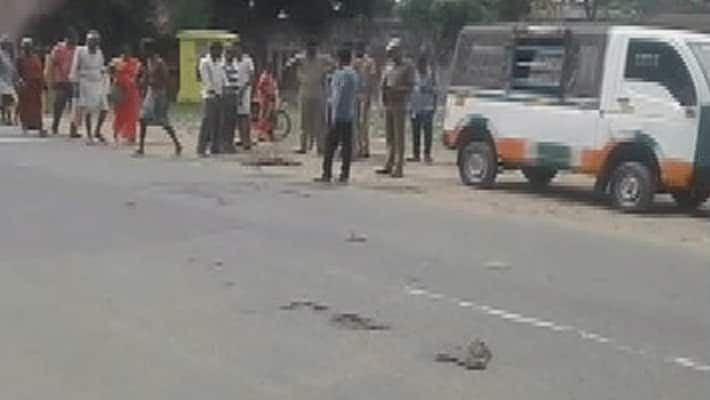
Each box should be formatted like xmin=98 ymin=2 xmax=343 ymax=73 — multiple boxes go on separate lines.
xmin=235 ymin=42 xmax=254 ymax=150
xmin=197 ymin=41 xmax=226 ymax=156
xmin=70 ymin=30 xmax=108 ymax=144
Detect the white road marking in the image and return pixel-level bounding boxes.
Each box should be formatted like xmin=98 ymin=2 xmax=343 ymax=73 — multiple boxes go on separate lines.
xmin=405 ymin=284 xmax=709 ymax=375
xmin=532 ymin=320 xmax=555 ymax=328
xmin=500 ymin=312 xmax=522 ymax=320
xmin=407 ymin=288 xmax=427 ymax=296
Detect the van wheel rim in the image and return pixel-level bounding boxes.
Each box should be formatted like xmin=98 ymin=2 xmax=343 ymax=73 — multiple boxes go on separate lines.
xmin=466 ymin=152 xmax=487 ymax=182
xmin=617 ymin=175 xmax=641 ymax=207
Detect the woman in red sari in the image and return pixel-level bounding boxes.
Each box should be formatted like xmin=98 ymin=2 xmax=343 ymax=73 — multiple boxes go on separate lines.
xmin=16 ymin=37 xmax=45 ymax=136
xmin=111 ymin=44 xmax=141 ymax=144
xmin=256 ymin=63 xmax=278 ymax=141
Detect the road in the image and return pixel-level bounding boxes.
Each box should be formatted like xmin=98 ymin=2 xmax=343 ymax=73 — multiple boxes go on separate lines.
xmin=0 ymin=127 xmax=708 ymax=399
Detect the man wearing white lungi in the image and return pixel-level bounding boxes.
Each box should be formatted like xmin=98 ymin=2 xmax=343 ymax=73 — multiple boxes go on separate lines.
xmin=70 ymin=30 xmax=108 ymax=143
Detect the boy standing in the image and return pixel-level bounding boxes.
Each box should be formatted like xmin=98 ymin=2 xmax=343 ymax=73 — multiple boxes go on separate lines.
xmin=316 ymin=48 xmax=359 ymax=184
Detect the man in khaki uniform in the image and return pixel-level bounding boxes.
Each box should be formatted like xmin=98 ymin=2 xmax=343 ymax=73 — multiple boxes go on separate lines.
xmin=296 ymin=41 xmax=329 ymax=154
xmin=377 ymin=39 xmax=414 ymax=178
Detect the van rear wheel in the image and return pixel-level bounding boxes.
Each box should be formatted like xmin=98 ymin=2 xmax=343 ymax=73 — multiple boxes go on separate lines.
xmin=609 ymin=162 xmax=656 ymax=213
xmin=671 ymin=189 xmax=710 ymax=210
xmin=458 ymin=141 xmax=497 ymax=188
xmin=522 ymin=167 xmax=557 ymax=188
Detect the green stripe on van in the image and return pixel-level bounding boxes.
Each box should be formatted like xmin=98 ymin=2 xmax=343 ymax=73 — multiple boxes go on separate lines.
xmin=535 ymin=142 xmax=572 ymax=169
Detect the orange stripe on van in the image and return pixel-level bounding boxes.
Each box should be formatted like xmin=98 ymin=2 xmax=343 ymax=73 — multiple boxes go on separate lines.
xmin=661 ymin=160 xmax=694 ymax=189
xmin=495 ymin=138 xmax=526 ymax=163
xmin=579 ymin=145 xmax=614 ymax=174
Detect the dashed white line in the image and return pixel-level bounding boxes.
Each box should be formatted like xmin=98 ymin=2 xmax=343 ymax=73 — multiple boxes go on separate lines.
xmin=404 ymin=284 xmax=709 ymax=375
xmin=500 ymin=312 xmax=522 ymax=320
xmin=427 ymin=292 xmax=444 ymax=300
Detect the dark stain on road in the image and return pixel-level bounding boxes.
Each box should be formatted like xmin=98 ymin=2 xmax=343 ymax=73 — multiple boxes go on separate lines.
xmin=280 ymin=301 xmax=389 ymax=331
xmin=280 ymin=300 xmax=330 ymax=312
xmin=346 ymin=231 xmax=368 ymax=243
xmin=365 ymin=184 xmax=426 ymax=195
xmin=329 ymin=313 xmax=391 ymax=331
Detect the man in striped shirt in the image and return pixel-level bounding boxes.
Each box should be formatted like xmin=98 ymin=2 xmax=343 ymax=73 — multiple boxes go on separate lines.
xmin=221 ymin=42 xmax=240 ymax=153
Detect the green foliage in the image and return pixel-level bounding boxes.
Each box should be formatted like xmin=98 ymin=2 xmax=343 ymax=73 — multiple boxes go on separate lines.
xmin=396 ymin=0 xmax=517 ymax=49
xmin=171 ymin=0 xmax=212 ymax=29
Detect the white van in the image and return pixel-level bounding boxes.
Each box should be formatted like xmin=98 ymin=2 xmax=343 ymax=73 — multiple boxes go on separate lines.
xmin=445 ymin=24 xmax=710 ymax=211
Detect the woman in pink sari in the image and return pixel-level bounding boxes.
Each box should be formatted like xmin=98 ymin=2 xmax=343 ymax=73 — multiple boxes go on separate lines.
xmin=256 ymin=63 xmax=277 ymax=142
xmin=111 ymin=44 xmax=141 ymax=144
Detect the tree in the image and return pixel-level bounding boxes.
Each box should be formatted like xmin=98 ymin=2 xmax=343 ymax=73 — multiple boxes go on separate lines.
xmin=581 ymin=0 xmax=708 ymax=21
xmin=396 ymin=0 xmax=510 ymax=57
xmin=170 ymin=0 xmax=211 ymax=30
xmin=27 ymin=0 xmax=159 ymax=52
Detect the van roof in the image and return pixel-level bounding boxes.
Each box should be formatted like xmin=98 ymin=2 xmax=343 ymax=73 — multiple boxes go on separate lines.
xmin=459 ymin=24 xmax=710 ymax=41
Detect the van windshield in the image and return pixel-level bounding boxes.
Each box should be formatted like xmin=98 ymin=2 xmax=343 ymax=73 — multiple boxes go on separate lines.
xmin=689 ymin=42 xmax=710 ymax=90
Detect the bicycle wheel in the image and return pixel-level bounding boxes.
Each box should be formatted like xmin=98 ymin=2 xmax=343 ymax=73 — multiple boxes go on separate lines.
xmin=272 ymin=110 xmax=292 ymax=142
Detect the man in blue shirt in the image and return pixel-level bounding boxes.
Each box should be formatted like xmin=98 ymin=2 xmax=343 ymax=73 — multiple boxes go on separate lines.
xmin=409 ymin=55 xmax=437 ymax=164
xmin=316 ymin=48 xmax=359 ymax=184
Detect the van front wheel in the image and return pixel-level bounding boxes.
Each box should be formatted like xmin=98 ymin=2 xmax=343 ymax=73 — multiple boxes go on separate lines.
xmin=458 ymin=141 xmax=497 ymax=188
xmin=671 ymin=189 xmax=710 ymax=210
xmin=609 ymin=162 xmax=656 ymax=212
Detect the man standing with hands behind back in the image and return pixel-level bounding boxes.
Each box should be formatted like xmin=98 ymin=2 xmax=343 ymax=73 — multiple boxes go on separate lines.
xmin=235 ymin=42 xmax=254 ymax=150
xmin=377 ymin=38 xmax=414 ymax=178
xmin=315 ymin=47 xmax=359 ymax=184
xmin=197 ymin=41 xmax=226 ymax=157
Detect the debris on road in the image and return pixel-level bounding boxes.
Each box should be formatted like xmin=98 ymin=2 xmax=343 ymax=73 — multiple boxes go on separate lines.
xmin=329 ymin=313 xmax=390 ymax=331
xmin=346 ymin=231 xmax=368 ymax=243
xmin=464 ymin=338 xmax=493 ymax=370
xmin=242 ymin=157 xmax=302 ymax=167
xmin=279 ymin=300 xmax=329 ymax=312
xmin=212 ymin=260 xmax=225 ymax=272
xmin=123 ymin=200 xmax=137 ymax=209
xmin=484 ymin=260 xmax=512 ymax=272
xmin=279 ymin=188 xmax=314 ymax=199
xmin=435 ymin=338 xmax=493 ymax=370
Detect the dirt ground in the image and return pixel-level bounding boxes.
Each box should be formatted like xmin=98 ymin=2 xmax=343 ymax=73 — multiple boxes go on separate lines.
xmin=57 ymin=103 xmax=710 ymax=255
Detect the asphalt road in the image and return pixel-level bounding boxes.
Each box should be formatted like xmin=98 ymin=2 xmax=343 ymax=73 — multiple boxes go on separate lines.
xmin=0 ymin=127 xmax=708 ymax=399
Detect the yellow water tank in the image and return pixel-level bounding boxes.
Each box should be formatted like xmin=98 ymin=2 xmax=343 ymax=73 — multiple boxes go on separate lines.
xmin=177 ymin=30 xmax=238 ymax=103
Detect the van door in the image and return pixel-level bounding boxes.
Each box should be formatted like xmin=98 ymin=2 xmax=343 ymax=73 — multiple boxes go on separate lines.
xmin=602 ymin=38 xmax=700 ymax=187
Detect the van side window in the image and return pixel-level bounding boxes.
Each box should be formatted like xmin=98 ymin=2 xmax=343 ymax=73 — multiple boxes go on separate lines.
xmin=511 ymin=39 xmax=566 ymax=96
xmin=624 ymin=40 xmax=697 ymax=106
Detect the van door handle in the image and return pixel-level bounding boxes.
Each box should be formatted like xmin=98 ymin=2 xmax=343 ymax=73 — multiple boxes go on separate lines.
xmin=686 ymin=107 xmax=697 ymax=118
xmin=616 ymin=97 xmax=630 ymax=104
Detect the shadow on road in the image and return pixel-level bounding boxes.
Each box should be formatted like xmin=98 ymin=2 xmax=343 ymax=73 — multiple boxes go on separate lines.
xmin=487 ymin=182 xmax=710 ymax=219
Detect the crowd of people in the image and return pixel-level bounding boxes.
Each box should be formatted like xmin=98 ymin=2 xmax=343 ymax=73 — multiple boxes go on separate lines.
xmin=0 ymin=28 xmax=439 ymax=183
xmin=0 ymin=28 xmax=182 ymax=155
